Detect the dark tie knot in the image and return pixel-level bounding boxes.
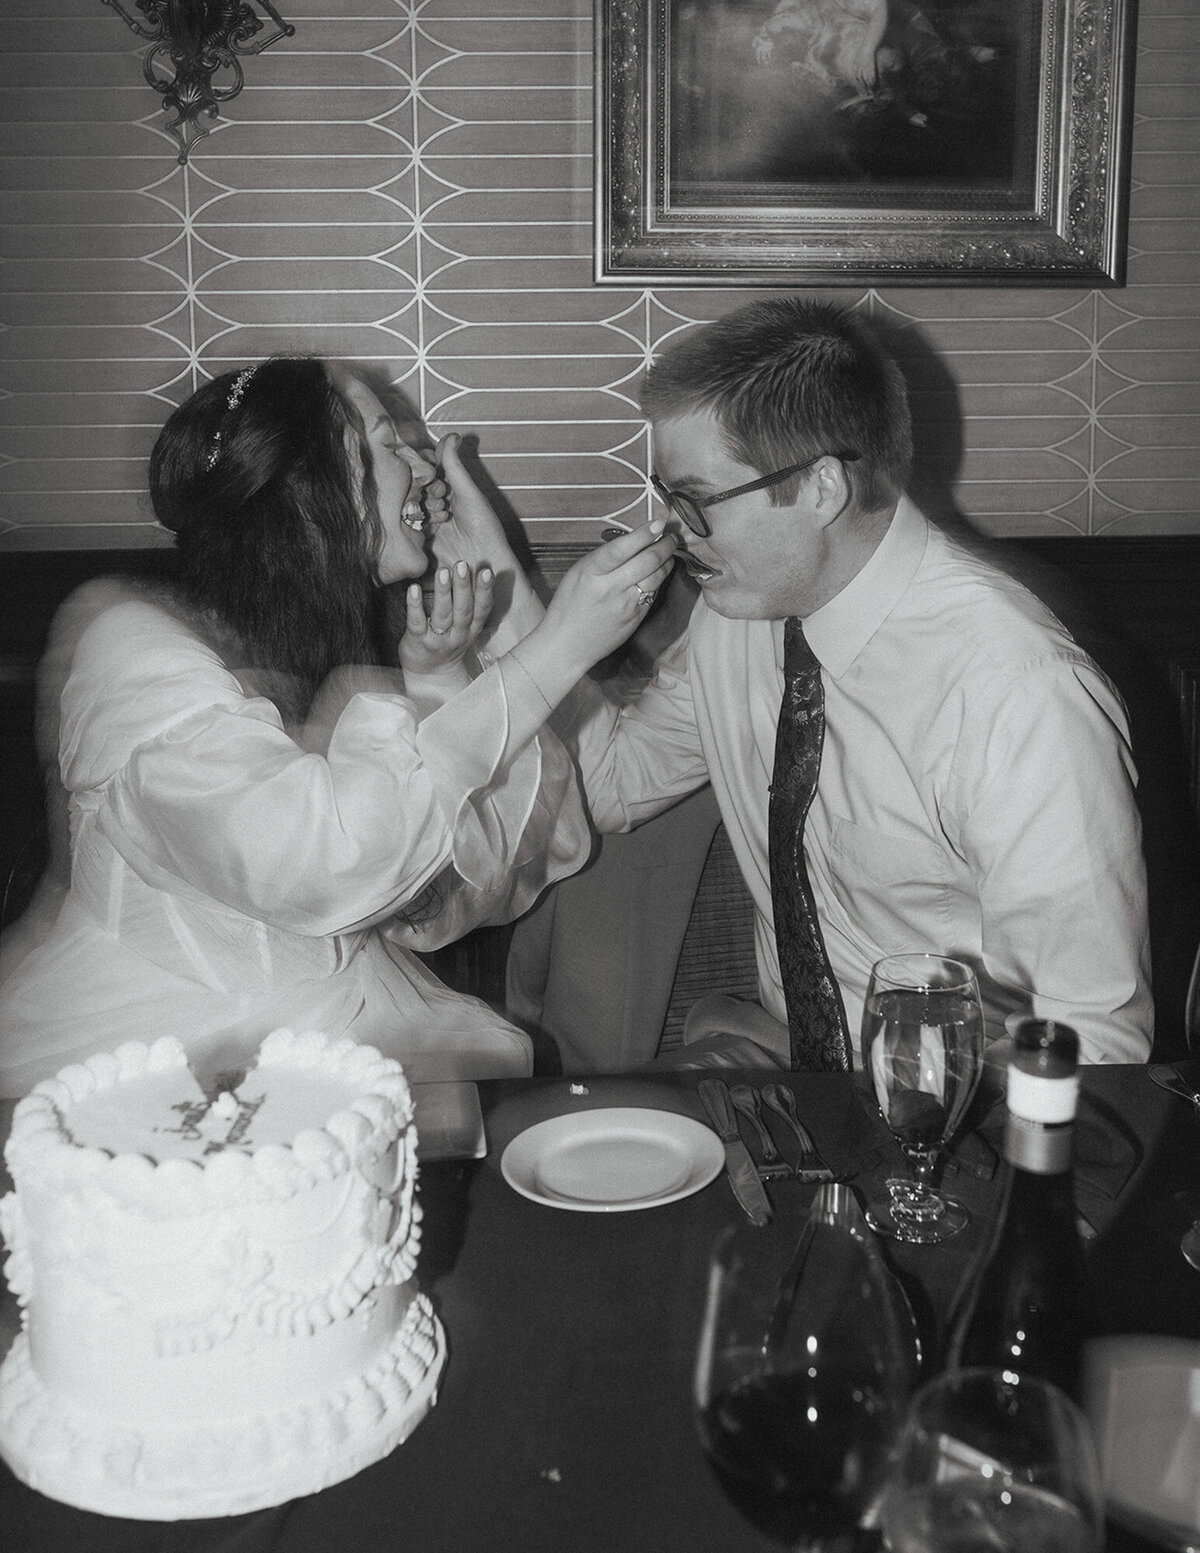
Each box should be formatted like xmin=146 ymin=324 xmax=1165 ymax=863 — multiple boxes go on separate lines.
xmin=783 ymin=616 xmax=818 ymax=674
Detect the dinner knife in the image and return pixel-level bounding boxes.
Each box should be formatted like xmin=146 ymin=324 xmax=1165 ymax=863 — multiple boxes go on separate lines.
xmin=697 ymin=1078 xmax=772 ymax=1226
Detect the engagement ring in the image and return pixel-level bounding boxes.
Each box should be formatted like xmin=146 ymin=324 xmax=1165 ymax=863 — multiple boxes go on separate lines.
xmin=634 ymin=584 xmax=657 ymax=608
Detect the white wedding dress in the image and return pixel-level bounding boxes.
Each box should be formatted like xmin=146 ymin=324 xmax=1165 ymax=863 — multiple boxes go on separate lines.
xmin=0 ymin=581 xmax=590 ymax=1095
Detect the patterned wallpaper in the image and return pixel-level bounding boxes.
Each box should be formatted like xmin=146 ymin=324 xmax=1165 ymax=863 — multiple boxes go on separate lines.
xmin=1 ymin=0 xmax=1198 ymax=550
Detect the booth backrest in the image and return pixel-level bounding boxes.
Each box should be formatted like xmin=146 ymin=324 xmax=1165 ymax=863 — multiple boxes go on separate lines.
xmin=1 ymin=536 xmax=1198 ymax=1060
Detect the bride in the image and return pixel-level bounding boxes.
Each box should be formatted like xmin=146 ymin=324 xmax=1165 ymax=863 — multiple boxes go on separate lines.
xmin=0 ymin=357 xmax=674 ymax=1093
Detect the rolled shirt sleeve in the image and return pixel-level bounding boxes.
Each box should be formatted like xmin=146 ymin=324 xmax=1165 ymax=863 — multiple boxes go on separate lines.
xmin=950 ymin=655 xmax=1151 ymax=1063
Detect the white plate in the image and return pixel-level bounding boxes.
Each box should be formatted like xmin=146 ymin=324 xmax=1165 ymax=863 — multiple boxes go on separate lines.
xmin=500 ymin=1107 xmax=723 ymax=1212
xmin=1085 ymin=1334 xmax=1200 ymax=1552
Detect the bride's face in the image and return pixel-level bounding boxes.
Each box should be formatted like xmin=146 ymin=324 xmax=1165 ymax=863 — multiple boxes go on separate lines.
xmin=331 ymin=369 xmax=437 ymax=585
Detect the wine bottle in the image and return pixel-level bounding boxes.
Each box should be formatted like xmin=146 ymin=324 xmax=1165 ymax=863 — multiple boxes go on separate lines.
xmin=944 ymin=1018 xmax=1089 ymax=1402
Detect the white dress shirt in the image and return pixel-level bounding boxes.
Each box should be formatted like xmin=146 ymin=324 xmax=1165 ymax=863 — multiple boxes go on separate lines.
xmin=577 ymin=498 xmax=1153 ymax=1064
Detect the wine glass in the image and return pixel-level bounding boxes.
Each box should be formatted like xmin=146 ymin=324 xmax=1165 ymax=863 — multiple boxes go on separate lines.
xmin=1148 ymin=1053 xmax=1200 ymax=1270
xmin=881 ymin=1368 xmax=1105 ymax=1553
xmin=694 ymin=1184 xmax=918 ymax=1551
xmin=862 ymin=952 xmax=985 ymax=1244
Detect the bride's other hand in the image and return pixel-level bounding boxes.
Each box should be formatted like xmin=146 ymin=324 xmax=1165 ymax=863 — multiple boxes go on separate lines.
xmin=427 ymin=433 xmax=519 ymax=576
xmin=398 ymin=560 xmax=494 ymax=678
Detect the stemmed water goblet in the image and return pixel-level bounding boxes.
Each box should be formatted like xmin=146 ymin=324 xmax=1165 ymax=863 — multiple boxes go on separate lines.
xmin=880 ymin=1368 xmax=1105 ymax=1552
xmin=861 ymin=952 xmax=985 ymax=1244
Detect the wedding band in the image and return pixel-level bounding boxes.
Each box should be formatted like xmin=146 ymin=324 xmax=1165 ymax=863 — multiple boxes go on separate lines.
xmin=429 ymin=624 xmax=448 ymax=635
xmin=634 ymin=583 xmax=656 ymax=607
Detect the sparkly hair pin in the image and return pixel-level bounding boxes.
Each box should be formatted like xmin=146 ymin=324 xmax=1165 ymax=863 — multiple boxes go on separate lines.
xmin=205 ymin=365 xmax=259 ymax=471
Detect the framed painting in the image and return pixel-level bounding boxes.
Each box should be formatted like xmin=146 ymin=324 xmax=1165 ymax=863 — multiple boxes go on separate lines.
xmin=595 ymin=0 xmax=1135 ymax=286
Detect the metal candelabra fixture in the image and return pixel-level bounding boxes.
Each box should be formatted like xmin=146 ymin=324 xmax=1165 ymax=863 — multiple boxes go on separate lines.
xmin=102 ymin=0 xmax=295 ymax=164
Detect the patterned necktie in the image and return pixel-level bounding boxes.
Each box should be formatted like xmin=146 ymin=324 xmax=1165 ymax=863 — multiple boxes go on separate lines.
xmin=768 ymin=617 xmax=851 ymax=1070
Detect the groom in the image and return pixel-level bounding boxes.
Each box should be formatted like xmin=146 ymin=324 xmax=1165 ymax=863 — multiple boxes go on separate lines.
xmin=560 ymin=297 xmax=1152 ymax=1069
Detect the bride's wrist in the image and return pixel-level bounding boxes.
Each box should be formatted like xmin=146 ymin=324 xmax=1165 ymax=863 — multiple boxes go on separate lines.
xmin=402 ymin=659 xmax=472 ymax=714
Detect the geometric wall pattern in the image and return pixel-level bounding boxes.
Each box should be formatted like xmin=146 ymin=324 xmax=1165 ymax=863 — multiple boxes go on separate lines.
xmin=2 ymin=0 xmax=1199 ymax=550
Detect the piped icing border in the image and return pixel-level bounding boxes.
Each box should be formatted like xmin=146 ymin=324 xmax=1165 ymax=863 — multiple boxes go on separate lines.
xmin=0 ymin=1294 xmax=447 ymax=1520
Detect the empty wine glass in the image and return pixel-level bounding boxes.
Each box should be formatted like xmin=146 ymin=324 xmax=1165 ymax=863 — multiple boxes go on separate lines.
xmin=694 ymin=1185 xmax=918 ymax=1551
xmin=881 ymin=1368 xmax=1104 ymax=1553
xmin=862 ymin=952 xmax=985 ymax=1244
xmin=1149 ymin=1053 xmax=1200 ymax=1270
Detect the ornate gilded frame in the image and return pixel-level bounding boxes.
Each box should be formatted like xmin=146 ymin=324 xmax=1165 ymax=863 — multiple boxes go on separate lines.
xmin=596 ymin=0 xmax=1135 ymax=286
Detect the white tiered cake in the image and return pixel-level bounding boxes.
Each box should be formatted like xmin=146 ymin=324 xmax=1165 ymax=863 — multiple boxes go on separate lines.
xmin=0 ymin=1029 xmax=446 ymax=1519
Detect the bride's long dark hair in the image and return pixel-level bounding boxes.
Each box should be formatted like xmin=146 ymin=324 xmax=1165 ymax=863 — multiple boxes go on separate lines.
xmin=149 ymin=357 xmax=387 ymax=717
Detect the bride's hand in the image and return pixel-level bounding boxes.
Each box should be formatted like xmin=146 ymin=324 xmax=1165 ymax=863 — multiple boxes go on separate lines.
xmin=426 ymin=433 xmax=521 ymax=578
xmin=398 ymin=560 xmax=494 ymax=678
xmin=538 ymin=521 xmax=676 ymax=674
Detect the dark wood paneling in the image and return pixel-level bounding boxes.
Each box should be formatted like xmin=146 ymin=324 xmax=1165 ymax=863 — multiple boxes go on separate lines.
xmin=0 ymin=550 xmax=179 ymax=692
xmin=2 ymin=539 xmax=1198 ymax=1058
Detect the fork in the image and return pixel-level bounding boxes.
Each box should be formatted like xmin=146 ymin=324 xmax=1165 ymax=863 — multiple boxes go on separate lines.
xmin=728 ymin=1086 xmax=793 ymax=1179
xmin=761 ymin=1085 xmax=837 ymax=1182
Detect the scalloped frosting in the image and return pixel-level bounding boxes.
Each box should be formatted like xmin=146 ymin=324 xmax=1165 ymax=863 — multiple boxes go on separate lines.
xmin=4 ymin=1028 xmax=415 ymax=1201
xmin=0 ymin=1294 xmax=446 ymax=1520
xmin=0 ymin=1030 xmax=443 ymax=1518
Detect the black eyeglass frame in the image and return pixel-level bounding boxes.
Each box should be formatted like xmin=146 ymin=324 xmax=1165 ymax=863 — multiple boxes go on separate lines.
xmin=650 ymin=449 xmax=860 ymax=538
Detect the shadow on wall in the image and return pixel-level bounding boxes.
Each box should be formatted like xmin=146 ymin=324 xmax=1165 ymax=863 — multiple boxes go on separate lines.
xmin=877 ymin=316 xmax=1200 ymax=1060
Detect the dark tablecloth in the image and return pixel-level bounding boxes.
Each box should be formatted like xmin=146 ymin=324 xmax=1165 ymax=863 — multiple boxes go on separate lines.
xmin=2 ymin=1066 xmax=1197 ymax=1553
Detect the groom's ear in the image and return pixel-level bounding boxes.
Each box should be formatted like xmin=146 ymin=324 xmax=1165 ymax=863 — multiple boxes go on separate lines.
xmin=807 ymin=455 xmax=853 ymax=530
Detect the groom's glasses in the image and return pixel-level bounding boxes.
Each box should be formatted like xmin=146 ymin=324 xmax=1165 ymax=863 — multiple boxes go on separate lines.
xmin=650 ymin=450 xmax=859 ymax=538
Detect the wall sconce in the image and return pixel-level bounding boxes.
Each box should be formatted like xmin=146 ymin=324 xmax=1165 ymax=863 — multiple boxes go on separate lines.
xmin=102 ymin=0 xmax=295 ymax=164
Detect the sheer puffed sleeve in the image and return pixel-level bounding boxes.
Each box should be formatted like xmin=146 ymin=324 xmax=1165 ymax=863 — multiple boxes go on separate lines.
xmin=60 ymin=599 xmax=590 ymax=940
xmin=383 ymin=655 xmax=592 ymax=951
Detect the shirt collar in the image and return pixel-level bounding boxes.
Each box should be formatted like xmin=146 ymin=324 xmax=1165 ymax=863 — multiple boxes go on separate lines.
xmin=797 ymin=494 xmax=928 ymax=679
